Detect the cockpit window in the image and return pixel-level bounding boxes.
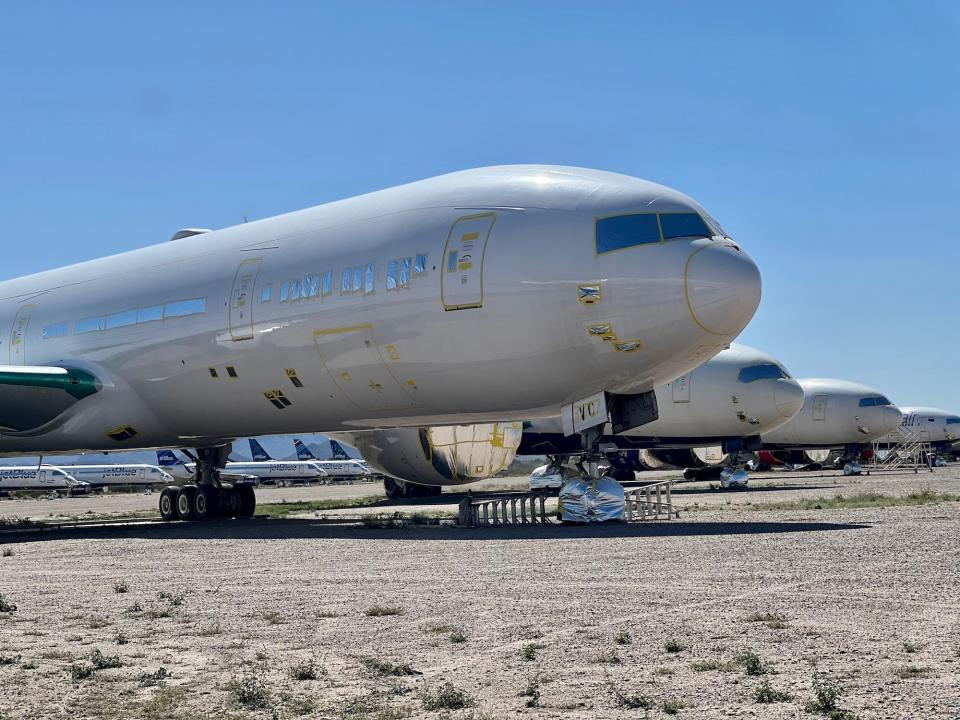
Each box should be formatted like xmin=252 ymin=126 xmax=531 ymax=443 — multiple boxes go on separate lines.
xmin=946 ymin=417 xmax=960 ymax=425
xmin=659 ymin=213 xmax=712 ymax=240
xmin=596 ymin=214 xmax=661 ymax=253
xmin=858 ymin=396 xmax=892 ymax=407
xmin=737 ymin=364 xmax=787 ymax=383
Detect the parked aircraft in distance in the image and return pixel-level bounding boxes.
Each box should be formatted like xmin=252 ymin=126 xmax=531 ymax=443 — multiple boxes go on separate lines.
xmin=292 ymin=439 xmax=373 ymax=482
xmin=0 ymin=165 xmax=761 ymax=520
xmin=49 ymin=463 xmax=173 ymax=489
xmin=754 ymin=379 xmax=903 ymax=474
xmin=157 ymin=444 xmax=326 ymax=486
xmin=874 ymin=407 xmax=960 ymax=451
xmin=0 ymin=465 xmax=90 ymax=495
xmin=520 ymin=344 xmax=804 ymax=488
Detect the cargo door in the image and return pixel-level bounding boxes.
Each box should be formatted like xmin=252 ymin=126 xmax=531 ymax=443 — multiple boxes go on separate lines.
xmin=671 ymin=374 xmax=690 ymax=403
xmin=812 ymin=394 xmax=827 ymax=421
xmin=314 ymin=324 xmax=417 ymax=410
xmin=441 ymin=213 xmax=495 ymax=310
xmin=9 ymin=304 xmax=34 ymax=364
xmin=229 ymin=258 xmax=262 ymax=341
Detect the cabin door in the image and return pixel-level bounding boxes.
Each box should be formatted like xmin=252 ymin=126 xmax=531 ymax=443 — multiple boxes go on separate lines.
xmin=229 ymin=258 xmax=262 ymax=341
xmin=812 ymin=394 xmax=828 ymax=422
xmin=441 ymin=213 xmax=495 ymax=310
xmin=9 ymin=304 xmax=34 ymax=364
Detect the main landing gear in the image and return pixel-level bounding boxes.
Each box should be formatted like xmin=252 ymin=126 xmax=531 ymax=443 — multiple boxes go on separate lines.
xmin=383 ymin=476 xmax=442 ymax=500
xmin=158 ymin=446 xmax=257 ymax=521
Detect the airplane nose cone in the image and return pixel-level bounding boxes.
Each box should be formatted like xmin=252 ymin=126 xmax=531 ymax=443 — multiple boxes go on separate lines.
xmin=880 ymin=406 xmax=903 ymax=434
xmin=774 ymin=379 xmax=804 ymax=419
xmin=685 ymin=243 xmax=762 ymax=336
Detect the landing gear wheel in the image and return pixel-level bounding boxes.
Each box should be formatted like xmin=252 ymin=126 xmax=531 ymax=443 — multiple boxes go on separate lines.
xmin=193 ymin=486 xmax=216 ymax=519
xmin=607 ymin=468 xmax=635 ymax=484
xmin=236 ymin=484 xmax=256 ymax=517
xmin=176 ymin=485 xmax=197 ymax=520
xmin=383 ymin=476 xmax=405 ymax=499
xmin=159 ymin=486 xmax=178 ymax=521
xmin=221 ymin=487 xmax=242 ymax=517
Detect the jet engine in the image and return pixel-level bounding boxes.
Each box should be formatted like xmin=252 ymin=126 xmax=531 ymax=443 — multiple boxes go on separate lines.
xmin=336 ymin=422 xmax=523 ymax=496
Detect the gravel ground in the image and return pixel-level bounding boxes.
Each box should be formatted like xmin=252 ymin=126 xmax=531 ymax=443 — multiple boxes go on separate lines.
xmin=0 ymin=468 xmax=958 ymax=719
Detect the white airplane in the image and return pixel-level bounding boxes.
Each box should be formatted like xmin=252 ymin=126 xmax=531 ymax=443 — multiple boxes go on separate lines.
xmin=519 ymin=344 xmax=804 ymax=489
xmin=292 ymin=438 xmax=373 ymax=482
xmin=874 ymin=407 xmax=960 ymax=451
xmin=49 ymin=463 xmax=173 ymax=489
xmin=0 ymin=165 xmax=761 ymax=520
xmin=156 ymin=443 xmax=327 ymax=486
xmin=752 ymin=379 xmax=903 ymax=474
xmin=0 ymin=465 xmax=90 ymax=495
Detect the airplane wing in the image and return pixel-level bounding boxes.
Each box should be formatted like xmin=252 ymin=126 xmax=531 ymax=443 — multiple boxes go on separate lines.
xmin=0 ymin=365 xmax=100 ymax=433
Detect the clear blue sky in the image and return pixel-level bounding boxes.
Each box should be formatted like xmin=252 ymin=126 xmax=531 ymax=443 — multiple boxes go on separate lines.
xmin=1 ymin=2 xmax=958 ymax=409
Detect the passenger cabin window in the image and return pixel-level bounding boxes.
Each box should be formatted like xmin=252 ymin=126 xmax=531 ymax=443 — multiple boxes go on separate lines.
xmin=659 ymin=213 xmax=712 ymax=240
xmin=341 ymin=269 xmax=351 ymax=295
xmin=305 ymin=274 xmax=320 ymax=299
xmin=76 ymin=316 xmax=105 ymax=334
xmin=858 ymin=396 xmax=892 ymax=407
xmin=289 ymin=279 xmax=301 ymax=302
xmin=352 ymin=267 xmax=363 ymax=293
xmin=386 ymin=260 xmax=399 ymax=290
xmin=165 ymin=298 xmax=206 ymax=318
xmin=414 ymin=254 xmax=427 ymax=275
xmin=280 ymin=282 xmax=290 ymax=303
xmin=41 ymin=322 xmax=68 ymax=339
xmin=137 ymin=306 xmax=163 ymax=323
xmin=364 ymin=263 xmax=375 ymax=294
xmin=737 ymin=364 xmax=787 ymax=383
xmin=261 ymin=285 xmax=272 ymax=303
xmin=105 ymin=309 xmax=138 ymax=329
xmin=399 ymin=257 xmax=412 ymax=287
xmin=596 ymin=214 xmax=661 ymax=254
xmin=321 ymin=270 xmax=332 ymax=297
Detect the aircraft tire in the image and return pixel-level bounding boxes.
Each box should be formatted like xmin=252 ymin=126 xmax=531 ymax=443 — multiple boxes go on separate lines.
xmin=236 ymin=484 xmax=256 ymax=517
xmin=193 ymin=486 xmax=215 ymax=520
xmin=221 ymin=487 xmax=242 ymax=517
xmin=383 ymin=476 xmax=406 ymax=500
xmin=176 ymin=486 xmax=197 ymax=520
xmin=159 ymin=487 xmax=178 ymax=521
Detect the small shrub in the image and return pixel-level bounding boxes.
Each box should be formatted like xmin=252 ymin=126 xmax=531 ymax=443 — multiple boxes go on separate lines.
xmin=421 ymin=682 xmax=474 ymax=711
xmin=90 ymin=649 xmax=122 ymax=669
xmin=614 ymin=628 xmax=632 ymax=645
xmin=806 ymin=674 xmax=844 ymax=713
xmin=87 ymin=615 xmax=111 ymax=629
xmin=449 ymin=629 xmax=467 ymax=644
xmin=2 ymin=548 xmax=12 ymax=557
xmin=662 ymin=698 xmax=687 ymax=715
xmin=691 ymin=659 xmax=737 ymax=672
xmin=114 ymin=630 xmax=128 ymax=645
xmin=902 ymin=641 xmax=919 ymax=654
xmin=654 ymin=667 xmax=674 ymax=676
xmin=145 ymin=605 xmax=172 ymax=619
xmin=0 ymin=595 xmax=17 ymax=613
xmin=364 ymin=605 xmax=403 ymax=617
xmin=289 ymin=658 xmax=320 ymax=681
xmin=593 ymin=649 xmax=622 ymax=665
xmin=746 ymin=611 xmax=787 ymax=624
xmin=226 ymin=669 xmax=271 ymax=710
xmin=615 ymin=689 xmax=655 ymax=710
xmin=664 ymin=639 xmax=685 ymax=653
xmin=754 ymin=680 xmax=791 ymax=703
xmin=260 ymin=610 xmax=285 ymax=625
xmin=522 ymin=675 xmax=541 ymax=708
xmin=315 ymin=609 xmax=342 ymax=619
xmin=736 ymin=649 xmax=767 ymax=676
xmin=0 ymin=654 xmax=20 ymax=665
xmin=521 ymin=643 xmax=543 ymax=661
xmin=157 ymin=590 xmax=185 ymax=606
xmin=360 ymin=655 xmax=420 ymax=676
xmin=138 ymin=667 xmax=169 ymax=687
xmin=893 ymin=664 xmax=930 ymax=679
xmin=69 ymin=663 xmax=94 ymax=680
xmin=197 ymin=622 xmax=222 ymax=636
xmin=113 ymin=580 xmax=129 ymax=594
xmin=125 ymin=601 xmax=143 ymax=614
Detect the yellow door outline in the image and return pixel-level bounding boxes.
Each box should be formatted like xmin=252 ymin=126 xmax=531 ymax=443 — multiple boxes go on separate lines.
xmin=9 ymin=304 xmax=34 ymax=364
xmin=441 ymin=212 xmax=496 ymax=311
xmin=229 ymin=258 xmax=262 ymax=341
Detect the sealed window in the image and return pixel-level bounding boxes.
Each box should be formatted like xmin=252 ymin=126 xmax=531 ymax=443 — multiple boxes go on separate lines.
xmin=305 ymin=274 xmax=320 ymax=298
xmin=659 ymin=213 xmax=712 ymax=240
xmin=76 ymin=316 xmax=105 ymax=334
xmin=321 ymin=270 xmax=332 ymax=296
xmin=261 ymin=285 xmax=272 ymax=303
xmin=386 ymin=260 xmax=399 ymax=290
xmin=737 ymin=364 xmax=786 ymax=383
xmin=41 ymin=322 xmax=68 ymax=339
xmin=165 ymin=298 xmax=206 ymax=318
xmin=341 ymin=268 xmax=351 ymax=294
xmin=414 ymin=254 xmax=427 ymax=275
xmin=105 ymin=309 xmax=138 ymax=329
xmin=596 ymin=213 xmax=661 ymax=254
xmin=137 ymin=306 xmax=163 ymax=323
xmin=352 ymin=267 xmax=363 ymax=293
xmin=399 ymin=257 xmax=412 ymax=287
xmin=289 ymin=279 xmax=301 ymax=302
xmin=280 ymin=281 xmax=290 ymax=303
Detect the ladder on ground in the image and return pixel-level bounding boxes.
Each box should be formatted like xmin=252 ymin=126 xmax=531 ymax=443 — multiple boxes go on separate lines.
xmin=458 ymin=492 xmax=552 ymax=527
xmin=624 ymin=480 xmax=679 ymax=521
xmin=868 ymin=427 xmax=934 ymax=473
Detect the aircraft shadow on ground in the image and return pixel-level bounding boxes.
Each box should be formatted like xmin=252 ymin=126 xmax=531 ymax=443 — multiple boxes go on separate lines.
xmin=667 ymin=483 xmax=839 ymax=496
xmin=0 ymin=516 xmax=870 ymax=544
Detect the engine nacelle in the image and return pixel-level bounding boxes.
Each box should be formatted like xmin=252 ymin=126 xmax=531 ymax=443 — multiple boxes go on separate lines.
xmin=336 ymin=422 xmax=522 ymax=487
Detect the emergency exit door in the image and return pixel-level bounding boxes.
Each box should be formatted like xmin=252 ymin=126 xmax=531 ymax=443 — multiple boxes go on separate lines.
xmin=812 ymin=394 xmax=828 ymax=421
xmin=9 ymin=304 xmax=33 ymax=364
xmin=441 ymin=213 xmax=495 ymax=310
xmin=229 ymin=258 xmax=262 ymax=341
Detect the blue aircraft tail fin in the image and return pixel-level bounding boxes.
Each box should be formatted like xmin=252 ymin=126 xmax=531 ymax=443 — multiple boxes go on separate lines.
xmin=329 ymin=439 xmax=351 ymax=460
xmin=156 ymin=450 xmax=182 ymax=467
xmin=249 ymin=438 xmax=273 ymax=462
xmin=293 ymin=439 xmax=315 ymax=461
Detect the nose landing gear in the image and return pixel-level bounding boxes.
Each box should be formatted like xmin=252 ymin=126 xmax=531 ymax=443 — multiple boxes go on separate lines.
xmin=158 ymin=446 xmax=257 ymax=521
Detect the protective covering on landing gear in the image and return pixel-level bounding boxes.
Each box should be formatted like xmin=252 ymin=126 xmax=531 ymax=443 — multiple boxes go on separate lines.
xmin=558 ymin=474 xmax=625 ymax=523
xmin=719 ymin=467 xmax=749 ymax=489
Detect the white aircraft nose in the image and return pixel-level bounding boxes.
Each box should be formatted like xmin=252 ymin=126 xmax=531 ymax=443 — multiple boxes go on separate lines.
xmin=879 ymin=405 xmax=903 ymax=434
xmin=684 ymin=243 xmax=762 ymax=336
xmin=774 ymin=379 xmax=804 ymax=419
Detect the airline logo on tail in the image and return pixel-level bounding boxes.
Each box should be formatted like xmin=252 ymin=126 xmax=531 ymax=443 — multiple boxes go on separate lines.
xmin=249 ymin=438 xmax=274 ymax=462
xmin=293 ymin=439 xmax=316 ymax=461
xmin=329 ymin=439 xmax=351 ymax=460
xmin=156 ymin=450 xmax=185 ymax=468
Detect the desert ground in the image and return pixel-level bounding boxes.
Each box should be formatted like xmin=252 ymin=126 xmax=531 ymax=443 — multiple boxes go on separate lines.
xmin=1 ymin=466 xmax=958 ymax=720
